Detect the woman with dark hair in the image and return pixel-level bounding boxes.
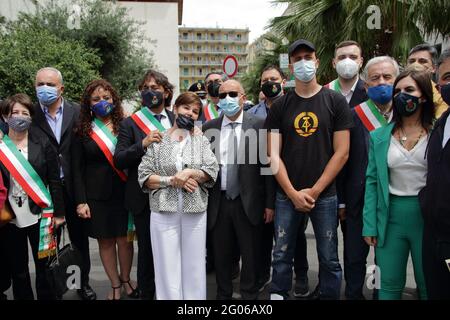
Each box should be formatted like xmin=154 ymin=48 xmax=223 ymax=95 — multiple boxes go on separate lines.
xmin=72 ymin=79 xmax=138 ymax=300
xmin=362 ymin=68 xmax=434 ymax=300
xmin=138 ymin=92 xmax=218 ymax=300
xmin=0 ymin=93 xmax=65 ymax=300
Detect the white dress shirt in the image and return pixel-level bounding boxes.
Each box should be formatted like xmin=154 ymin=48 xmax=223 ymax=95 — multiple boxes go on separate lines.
xmin=220 ymin=111 xmax=243 ymax=190
xmin=341 ymin=77 xmax=359 ymax=104
xmin=443 ymin=115 xmax=450 ymax=148
xmin=149 ymin=108 xmax=171 ymax=130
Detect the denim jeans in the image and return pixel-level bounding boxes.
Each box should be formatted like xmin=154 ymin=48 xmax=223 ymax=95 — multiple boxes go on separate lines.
xmin=270 ymin=192 xmax=342 ymax=299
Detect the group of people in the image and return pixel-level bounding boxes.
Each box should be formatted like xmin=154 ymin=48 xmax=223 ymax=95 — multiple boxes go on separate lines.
xmin=0 ymin=37 xmax=449 ymax=301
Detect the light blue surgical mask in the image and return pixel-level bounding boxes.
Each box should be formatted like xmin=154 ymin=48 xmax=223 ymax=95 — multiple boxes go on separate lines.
xmin=36 ymin=85 xmax=59 ymax=106
xmin=293 ymin=60 xmax=316 ymax=83
xmin=218 ymin=95 xmax=241 ymax=117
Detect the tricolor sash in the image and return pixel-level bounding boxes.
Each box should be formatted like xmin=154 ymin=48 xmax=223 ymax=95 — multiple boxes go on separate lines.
xmin=90 ymin=118 xmax=127 ymax=182
xmin=325 ymin=79 xmax=342 ymax=94
xmin=354 ymin=99 xmax=388 ymax=132
xmin=203 ymin=102 xmax=219 ymax=121
xmin=0 ymin=135 xmax=56 ymax=259
xmin=130 ymin=107 xmax=170 ymax=135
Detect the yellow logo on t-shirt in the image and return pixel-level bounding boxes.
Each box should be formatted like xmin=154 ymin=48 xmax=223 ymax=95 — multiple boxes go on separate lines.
xmin=294 ymin=112 xmax=318 ymax=137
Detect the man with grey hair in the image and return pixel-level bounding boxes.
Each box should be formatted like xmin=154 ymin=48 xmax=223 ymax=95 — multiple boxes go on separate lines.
xmin=32 ymin=67 xmax=96 ymax=300
xmin=337 ymin=56 xmax=399 ymax=299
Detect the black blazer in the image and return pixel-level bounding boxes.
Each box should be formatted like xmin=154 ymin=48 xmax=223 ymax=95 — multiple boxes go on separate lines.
xmin=72 ymin=134 xmax=125 ymax=205
xmin=113 ymin=110 xmax=175 ymax=216
xmin=419 ymin=110 xmax=450 ymax=242
xmin=32 ymin=100 xmax=80 ymax=198
xmin=202 ymin=111 xmax=276 ymax=230
xmin=336 ymin=108 xmax=370 ymax=216
xmin=348 ymin=79 xmax=368 ymax=108
xmin=0 ymin=128 xmax=65 ymax=217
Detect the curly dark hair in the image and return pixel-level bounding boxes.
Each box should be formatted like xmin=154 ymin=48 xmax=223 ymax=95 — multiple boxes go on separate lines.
xmin=76 ymin=79 xmax=124 ymax=137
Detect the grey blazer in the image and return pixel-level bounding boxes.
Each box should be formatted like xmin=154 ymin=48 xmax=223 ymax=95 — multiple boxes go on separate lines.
xmin=138 ymin=132 xmax=219 ymax=214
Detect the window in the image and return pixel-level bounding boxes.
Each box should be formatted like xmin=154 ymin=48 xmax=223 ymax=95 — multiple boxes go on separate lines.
xmin=183 ymin=33 xmax=188 ymax=39
xmin=197 ymin=56 xmax=202 ymax=64
xmin=237 ymin=46 xmax=241 ymax=52
xmin=184 ymin=68 xmax=189 ymax=75
xmin=183 ymin=80 xmax=189 ymax=89
xmin=197 ymin=33 xmax=202 ymax=40
xmin=224 ymin=34 xmax=229 ymax=40
xmin=224 ymin=46 xmax=228 ymax=52
xmin=197 ymin=45 xmax=202 ymax=52
xmin=236 ymin=34 xmax=241 ymax=41
xmin=210 ymin=33 xmax=215 ymax=40
xmin=183 ymin=56 xmax=188 ymax=62
xmin=198 ymin=68 xmax=203 ymax=75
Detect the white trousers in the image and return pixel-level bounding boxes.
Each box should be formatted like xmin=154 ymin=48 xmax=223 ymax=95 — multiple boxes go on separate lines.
xmin=150 ymin=211 xmax=207 ymax=300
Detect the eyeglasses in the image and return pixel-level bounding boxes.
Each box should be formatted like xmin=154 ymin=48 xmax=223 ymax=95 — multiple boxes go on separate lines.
xmin=218 ymin=91 xmax=240 ymax=99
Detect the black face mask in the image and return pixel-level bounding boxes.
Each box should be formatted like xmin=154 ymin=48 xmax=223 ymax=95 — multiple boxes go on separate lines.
xmin=142 ymin=90 xmax=163 ymax=109
xmin=207 ymin=82 xmax=221 ymax=98
xmin=176 ymin=113 xmax=195 ymax=131
xmin=393 ymin=92 xmax=420 ymax=117
xmin=261 ymin=81 xmax=282 ymax=98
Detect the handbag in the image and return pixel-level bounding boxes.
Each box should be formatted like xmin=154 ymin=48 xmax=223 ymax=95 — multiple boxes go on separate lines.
xmin=0 ymin=200 xmax=15 ymax=227
xmin=46 ymin=227 xmax=83 ymax=297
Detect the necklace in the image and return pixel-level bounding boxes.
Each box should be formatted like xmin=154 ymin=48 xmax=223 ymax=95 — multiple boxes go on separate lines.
xmin=399 ymin=127 xmax=424 ymax=150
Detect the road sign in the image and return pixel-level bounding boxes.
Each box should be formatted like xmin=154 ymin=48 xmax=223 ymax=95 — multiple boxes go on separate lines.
xmin=223 ymin=55 xmax=238 ymax=78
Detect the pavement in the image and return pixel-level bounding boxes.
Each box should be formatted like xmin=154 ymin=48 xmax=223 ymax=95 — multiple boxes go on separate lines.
xmin=5 ymin=221 xmax=418 ymax=300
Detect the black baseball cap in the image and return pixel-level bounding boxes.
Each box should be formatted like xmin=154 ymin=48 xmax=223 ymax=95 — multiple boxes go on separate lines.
xmin=188 ymin=81 xmax=207 ymax=98
xmin=288 ymin=39 xmax=316 ymax=58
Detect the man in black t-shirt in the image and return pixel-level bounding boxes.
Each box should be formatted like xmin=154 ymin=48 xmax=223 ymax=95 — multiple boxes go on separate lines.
xmin=265 ymin=39 xmax=353 ymax=300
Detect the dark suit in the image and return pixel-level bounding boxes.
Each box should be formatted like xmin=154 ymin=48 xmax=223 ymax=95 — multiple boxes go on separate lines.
xmin=348 ymin=79 xmax=369 ymax=108
xmin=203 ymin=111 xmax=275 ymax=299
xmin=0 ymin=129 xmax=64 ymax=300
xmin=114 ymin=110 xmax=175 ymax=299
xmin=337 ymin=109 xmax=371 ymax=299
xmin=32 ymin=100 xmax=92 ymax=285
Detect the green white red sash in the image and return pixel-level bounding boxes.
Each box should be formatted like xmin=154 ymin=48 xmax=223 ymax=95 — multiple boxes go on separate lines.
xmin=0 ymin=135 xmax=56 ymax=259
xmin=90 ymin=118 xmax=127 ymax=182
xmin=354 ymin=99 xmax=388 ymax=132
xmin=203 ymin=102 xmax=219 ymax=121
xmin=325 ymin=79 xmax=342 ymax=94
xmin=130 ymin=107 xmax=170 ymax=135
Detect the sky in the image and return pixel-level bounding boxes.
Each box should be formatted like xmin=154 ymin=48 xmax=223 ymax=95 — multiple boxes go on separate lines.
xmin=182 ymin=0 xmax=288 ymax=43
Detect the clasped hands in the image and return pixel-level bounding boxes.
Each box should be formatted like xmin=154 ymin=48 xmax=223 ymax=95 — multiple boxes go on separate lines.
xmin=171 ymin=169 xmax=199 ymax=193
xmin=288 ymin=188 xmax=320 ymax=213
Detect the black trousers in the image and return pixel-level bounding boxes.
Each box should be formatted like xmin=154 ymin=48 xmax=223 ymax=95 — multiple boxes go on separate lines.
xmin=423 ymin=225 xmax=450 ymax=299
xmin=2 ymin=222 xmax=55 ymax=300
xmin=213 ymin=194 xmax=261 ymax=300
xmin=133 ymin=207 xmax=155 ymax=300
xmin=0 ymin=226 xmax=11 ymax=299
xmin=342 ymin=212 xmax=369 ymax=299
xmin=63 ymin=188 xmax=91 ymax=285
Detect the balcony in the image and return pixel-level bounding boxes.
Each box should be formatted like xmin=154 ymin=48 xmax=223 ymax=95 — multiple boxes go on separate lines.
xmin=179 ymin=49 xmax=248 ymax=55
xmin=179 ymin=36 xmax=248 ymax=43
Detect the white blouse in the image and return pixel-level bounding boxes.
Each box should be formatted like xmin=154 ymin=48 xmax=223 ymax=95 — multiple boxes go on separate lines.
xmin=8 ymin=147 xmax=40 ymax=228
xmin=387 ymin=135 xmax=428 ymax=196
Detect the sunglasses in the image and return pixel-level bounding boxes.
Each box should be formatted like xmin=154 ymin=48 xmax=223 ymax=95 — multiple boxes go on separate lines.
xmin=218 ymin=91 xmax=240 ymax=99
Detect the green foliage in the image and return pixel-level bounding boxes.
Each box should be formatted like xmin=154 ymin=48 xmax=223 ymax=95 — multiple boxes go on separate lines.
xmin=244 ymin=0 xmax=449 ymax=97
xmin=0 ymin=26 xmax=101 ymax=102
xmin=15 ymin=0 xmax=154 ymax=99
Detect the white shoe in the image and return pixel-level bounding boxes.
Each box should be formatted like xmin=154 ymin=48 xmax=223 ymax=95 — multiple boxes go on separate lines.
xmin=270 ymin=293 xmax=284 ymax=300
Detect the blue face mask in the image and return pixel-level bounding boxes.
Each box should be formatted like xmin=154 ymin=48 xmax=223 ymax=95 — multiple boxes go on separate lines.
xmin=218 ymin=95 xmax=241 ymax=117
xmin=367 ymin=84 xmax=393 ymax=105
xmin=91 ymin=100 xmax=115 ymax=117
xmin=36 ymin=85 xmax=59 ymax=106
xmin=440 ymin=83 xmax=450 ymax=106
xmin=293 ymin=60 xmax=316 ymax=83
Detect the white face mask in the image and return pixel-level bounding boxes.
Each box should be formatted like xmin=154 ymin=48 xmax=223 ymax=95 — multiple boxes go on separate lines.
xmin=336 ymin=58 xmax=360 ymax=79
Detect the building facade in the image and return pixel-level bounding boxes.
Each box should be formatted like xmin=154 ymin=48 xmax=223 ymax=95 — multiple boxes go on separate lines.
xmin=179 ymin=27 xmax=249 ymax=92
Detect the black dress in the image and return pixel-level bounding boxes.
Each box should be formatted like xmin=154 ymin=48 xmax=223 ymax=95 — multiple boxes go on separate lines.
xmin=72 ymin=134 xmax=128 ymax=239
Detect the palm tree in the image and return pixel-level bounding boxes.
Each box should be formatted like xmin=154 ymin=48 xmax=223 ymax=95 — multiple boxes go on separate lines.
xmin=268 ymin=0 xmax=449 ymax=83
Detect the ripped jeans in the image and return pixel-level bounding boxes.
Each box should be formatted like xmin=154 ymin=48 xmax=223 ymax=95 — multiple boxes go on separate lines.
xmin=270 ymin=192 xmax=342 ymax=299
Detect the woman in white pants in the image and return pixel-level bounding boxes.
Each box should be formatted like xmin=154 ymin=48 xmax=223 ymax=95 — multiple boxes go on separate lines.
xmin=138 ymin=92 xmax=219 ymax=300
